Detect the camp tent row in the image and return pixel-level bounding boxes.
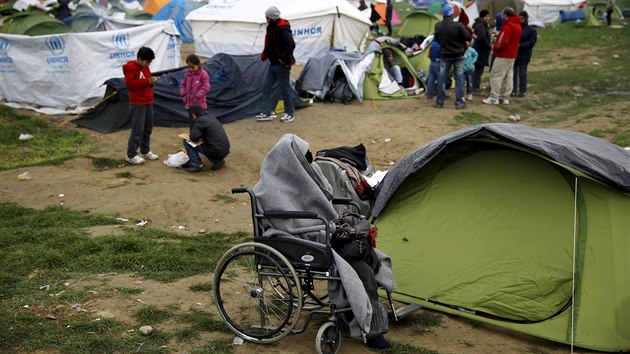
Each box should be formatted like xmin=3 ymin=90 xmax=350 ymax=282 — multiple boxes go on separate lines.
xmin=296 ymin=37 xmax=427 ymax=102
xmin=372 ymin=123 xmax=630 ymax=352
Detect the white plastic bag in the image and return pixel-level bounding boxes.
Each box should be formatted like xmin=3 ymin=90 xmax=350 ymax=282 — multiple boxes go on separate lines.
xmin=163 ymin=151 xmax=189 ymax=168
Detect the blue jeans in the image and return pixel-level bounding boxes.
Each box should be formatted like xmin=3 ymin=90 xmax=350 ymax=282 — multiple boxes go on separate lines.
xmin=426 ymin=60 xmax=440 ymax=98
xmin=262 ymin=63 xmax=294 ymax=116
xmin=182 ymin=140 xmax=226 ymax=168
xmin=464 ymin=70 xmax=473 ymax=95
xmin=512 ymin=61 xmax=528 ymax=95
xmin=437 ymin=56 xmax=465 ymax=106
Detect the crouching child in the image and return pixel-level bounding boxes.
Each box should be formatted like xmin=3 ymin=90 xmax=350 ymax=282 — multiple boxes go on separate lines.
xmin=181 ymin=105 xmax=230 ymax=172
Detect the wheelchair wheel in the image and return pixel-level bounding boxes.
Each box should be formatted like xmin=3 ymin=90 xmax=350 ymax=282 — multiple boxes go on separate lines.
xmin=315 ymin=321 xmax=341 ymax=354
xmin=214 ymin=242 xmax=303 ymax=343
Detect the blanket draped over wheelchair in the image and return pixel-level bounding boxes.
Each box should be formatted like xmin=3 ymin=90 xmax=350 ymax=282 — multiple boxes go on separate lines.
xmin=253 ymin=134 xmax=394 ymax=337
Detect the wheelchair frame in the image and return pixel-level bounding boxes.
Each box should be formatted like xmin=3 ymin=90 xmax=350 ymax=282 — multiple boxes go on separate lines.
xmin=213 ymin=188 xmax=399 ymax=354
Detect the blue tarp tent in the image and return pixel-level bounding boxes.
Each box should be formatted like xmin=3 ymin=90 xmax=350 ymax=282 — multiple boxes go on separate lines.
xmin=152 ymin=0 xmax=201 ymax=43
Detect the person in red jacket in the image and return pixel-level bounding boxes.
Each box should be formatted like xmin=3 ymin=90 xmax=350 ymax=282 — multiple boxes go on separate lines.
xmin=123 ymin=46 xmax=159 ymax=165
xmin=255 ymin=6 xmax=296 ymax=123
xmin=482 ymin=7 xmax=522 ymax=105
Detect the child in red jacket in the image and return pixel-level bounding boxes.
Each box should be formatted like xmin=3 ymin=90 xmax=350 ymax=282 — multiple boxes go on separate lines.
xmin=123 ymin=46 xmax=159 ymax=165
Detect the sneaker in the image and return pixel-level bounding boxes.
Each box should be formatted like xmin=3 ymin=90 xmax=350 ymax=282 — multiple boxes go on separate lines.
xmin=499 ymin=98 xmax=510 ymax=105
xmin=210 ymin=159 xmax=225 ymax=170
xmin=455 ymin=102 xmax=467 ymax=109
xmin=435 ymin=103 xmax=444 ymax=108
xmin=141 ymin=151 xmax=159 ymax=160
xmin=518 ymin=92 xmax=526 ymax=97
xmin=511 ymin=92 xmax=517 ymax=97
xmin=466 ymin=94 xmax=473 ymax=101
xmin=366 ymin=335 xmax=391 ymax=350
xmin=482 ymin=97 xmax=499 ymax=105
xmin=255 ymin=112 xmax=276 ymax=122
xmin=186 ymin=164 xmax=203 ymax=173
xmin=126 ymin=155 xmax=145 ymax=165
xmin=280 ymin=113 xmax=295 ymax=123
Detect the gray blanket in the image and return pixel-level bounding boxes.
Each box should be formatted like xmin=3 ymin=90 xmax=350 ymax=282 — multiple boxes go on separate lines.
xmin=252 ymin=134 xmax=393 ymax=336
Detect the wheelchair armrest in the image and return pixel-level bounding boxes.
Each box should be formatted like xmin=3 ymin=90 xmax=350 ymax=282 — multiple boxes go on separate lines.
xmin=331 ymin=198 xmax=361 ymax=214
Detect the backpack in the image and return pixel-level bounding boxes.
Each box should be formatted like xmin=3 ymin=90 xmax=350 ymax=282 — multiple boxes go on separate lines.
xmin=325 ymin=76 xmax=354 ymax=104
xmin=324 ymin=67 xmax=354 ymax=104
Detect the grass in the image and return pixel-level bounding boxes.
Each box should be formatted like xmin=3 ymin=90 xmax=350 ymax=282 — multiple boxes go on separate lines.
xmin=0 ymin=202 xmax=241 ymax=353
xmin=189 ymin=282 xmax=213 ymax=292
xmin=0 ymin=106 xmax=92 ymax=171
xmin=521 ymin=26 xmax=630 ymax=127
xmin=135 ymin=306 xmax=173 ymax=325
xmin=91 ymin=157 xmax=128 ymax=171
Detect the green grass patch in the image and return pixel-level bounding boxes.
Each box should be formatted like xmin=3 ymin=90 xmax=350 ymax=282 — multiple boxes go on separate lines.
xmin=115 ymin=287 xmax=145 ymax=295
xmin=115 ymin=171 xmax=134 ymax=179
xmin=388 ymin=341 xmax=440 ymax=354
xmin=454 ymin=112 xmax=491 ymax=125
xmin=394 ymin=311 xmax=443 ymax=328
xmin=189 ymin=338 xmax=232 ymax=354
xmin=189 ymin=282 xmax=212 ymax=292
xmin=135 ymin=306 xmax=173 ymax=325
xmin=0 ymin=203 xmax=243 ymax=352
xmin=91 ymin=157 xmax=127 ymax=171
xmin=178 ymin=310 xmax=230 ymax=332
xmin=0 ymin=106 xmax=92 ymax=171
xmin=210 ymin=194 xmax=238 ymax=204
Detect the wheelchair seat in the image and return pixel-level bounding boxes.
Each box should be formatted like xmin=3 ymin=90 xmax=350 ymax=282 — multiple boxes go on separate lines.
xmin=254 ymin=235 xmax=331 ymax=271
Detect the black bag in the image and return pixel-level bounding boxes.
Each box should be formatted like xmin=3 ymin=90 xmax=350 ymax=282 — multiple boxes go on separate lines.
xmin=332 ymin=213 xmax=372 ymax=261
xmin=325 ymin=77 xmax=354 ymax=104
xmin=324 ymin=67 xmax=354 ymax=104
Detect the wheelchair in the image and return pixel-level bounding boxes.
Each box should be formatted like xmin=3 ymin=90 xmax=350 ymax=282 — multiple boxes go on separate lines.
xmin=213 ymin=187 xmax=400 ymax=354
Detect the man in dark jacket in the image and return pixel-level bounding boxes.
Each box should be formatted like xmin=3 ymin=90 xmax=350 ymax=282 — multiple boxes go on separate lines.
xmin=182 ymin=105 xmax=230 ymax=172
xmin=512 ymin=11 xmax=537 ymax=97
xmin=256 ymin=6 xmax=297 ymax=123
xmin=435 ymin=4 xmax=472 ymax=109
xmin=472 ymin=10 xmax=491 ymax=95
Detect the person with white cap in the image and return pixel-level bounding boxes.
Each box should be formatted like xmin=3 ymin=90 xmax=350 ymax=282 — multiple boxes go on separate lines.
xmin=255 ymin=6 xmax=297 ymax=123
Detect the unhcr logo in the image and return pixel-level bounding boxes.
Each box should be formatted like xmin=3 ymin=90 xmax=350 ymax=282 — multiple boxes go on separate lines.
xmin=112 ymin=32 xmax=130 ymax=50
xmin=46 ymin=36 xmax=65 ymax=56
xmin=0 ymin=38 xmax=11 ymax=55
xmin=292 ymin=26 xmax=323 ymax=38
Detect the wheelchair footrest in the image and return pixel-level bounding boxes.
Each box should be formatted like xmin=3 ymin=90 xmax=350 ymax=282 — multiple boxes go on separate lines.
xmin=394 ymin=304 xmax=422 ymax=319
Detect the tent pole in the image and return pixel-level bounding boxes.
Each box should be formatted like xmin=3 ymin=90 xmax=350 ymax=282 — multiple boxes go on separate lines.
xmin=57 ymin=90 xmax=118 ymax=127
xmin=570 ymin=177 xmax=578 ymax=354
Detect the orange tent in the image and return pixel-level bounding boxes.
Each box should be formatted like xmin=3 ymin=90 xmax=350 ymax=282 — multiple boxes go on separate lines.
xmin=374 ymin=2 xmax=401 ymax=25
xmin=143 ymin=0 xmax=170 ymax=15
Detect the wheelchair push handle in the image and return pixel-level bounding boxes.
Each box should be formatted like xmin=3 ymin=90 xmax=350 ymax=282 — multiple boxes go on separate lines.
xmin=231 ymin=187 xmax=249 ymax=194
xmin=263 ymin=211 xmax=318 ymax=219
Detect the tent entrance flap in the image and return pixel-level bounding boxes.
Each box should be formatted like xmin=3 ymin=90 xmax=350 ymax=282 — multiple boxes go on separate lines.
xmin=377 ymin=148 xmax=576 ymax=322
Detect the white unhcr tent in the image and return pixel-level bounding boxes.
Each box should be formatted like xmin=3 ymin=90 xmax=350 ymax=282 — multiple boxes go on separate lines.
xmin=185 ymin=0 xmax=371 ymax=64
xmin=0 ymin=21 xmax=181 ymax=114
xmin=523 ymin=0 xmax=587 ymax=26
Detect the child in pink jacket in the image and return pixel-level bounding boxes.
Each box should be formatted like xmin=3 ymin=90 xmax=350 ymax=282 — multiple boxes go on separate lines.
xmin=180 ymin=54 xmax=210 ymax=123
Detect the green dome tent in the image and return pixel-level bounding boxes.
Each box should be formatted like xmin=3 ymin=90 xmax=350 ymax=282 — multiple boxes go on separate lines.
xmin=373 ymin=123 xmax=630 ymax=352
xmin=397 ymin=10 xmax=441 ymax=38
xmin=0 ymin=11 xmax=68 ymax=35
